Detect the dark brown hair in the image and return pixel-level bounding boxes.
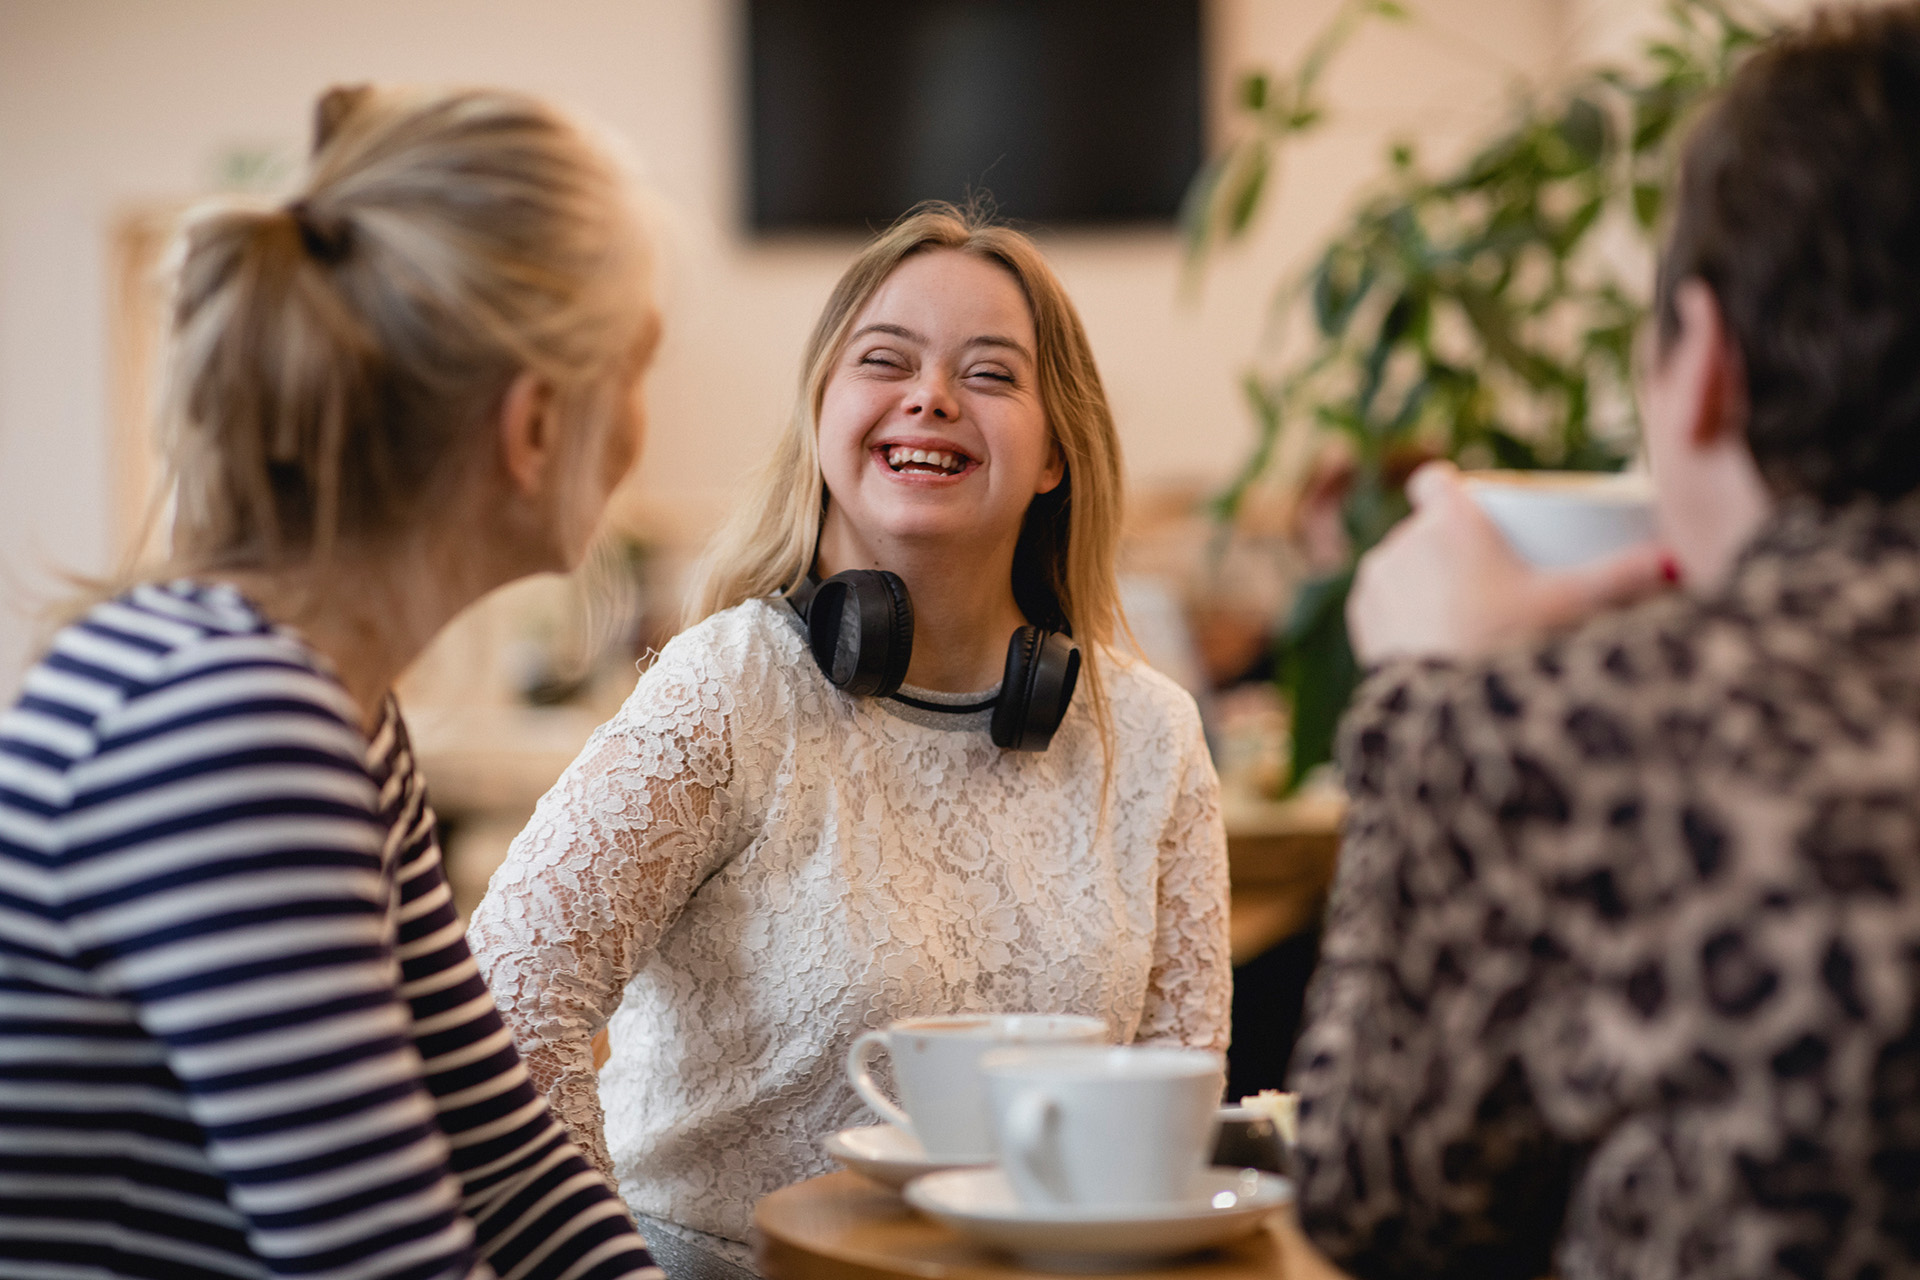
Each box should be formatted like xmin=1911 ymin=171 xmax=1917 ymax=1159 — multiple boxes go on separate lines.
xmin=1656 ymin=2 xmax=1920 ymax=504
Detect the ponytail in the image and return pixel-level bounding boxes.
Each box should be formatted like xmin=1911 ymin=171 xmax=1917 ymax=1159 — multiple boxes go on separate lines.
xmin=158 ymin=84 xmax=651 ymax=575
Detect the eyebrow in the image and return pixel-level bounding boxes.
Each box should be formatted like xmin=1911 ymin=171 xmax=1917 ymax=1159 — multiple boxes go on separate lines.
xmin=849 ymin=323 xmax=1033 ymax=361
xmin=968 ymin=334 xmax=1034 ymax=361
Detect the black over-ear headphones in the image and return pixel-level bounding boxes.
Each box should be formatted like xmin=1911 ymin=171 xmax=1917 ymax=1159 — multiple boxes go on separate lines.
xmin=786 ymin=570 xmax=1081 ymax=751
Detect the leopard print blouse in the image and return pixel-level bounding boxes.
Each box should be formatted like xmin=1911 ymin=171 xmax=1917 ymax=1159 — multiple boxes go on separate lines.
xmin=1291 ymin=498 xmax=1920 ymax=1280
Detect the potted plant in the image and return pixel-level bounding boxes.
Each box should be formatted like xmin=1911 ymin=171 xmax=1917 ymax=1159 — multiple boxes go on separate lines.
xmin=1183 ymin=0 xmax=1772 ymax=790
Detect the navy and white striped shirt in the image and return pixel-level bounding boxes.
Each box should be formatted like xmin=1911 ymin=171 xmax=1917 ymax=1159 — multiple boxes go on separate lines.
xmin=0 ymin=581 xmax=661 ymax=1280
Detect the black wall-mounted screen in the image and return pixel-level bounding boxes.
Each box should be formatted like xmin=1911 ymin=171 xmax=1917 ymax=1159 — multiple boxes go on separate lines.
xmin=746 ymin=0 xmax=1204 ymax=232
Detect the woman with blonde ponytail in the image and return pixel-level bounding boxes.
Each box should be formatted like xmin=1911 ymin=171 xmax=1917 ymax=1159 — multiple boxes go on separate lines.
xmin=0 ymin=86 xmax=664 ymax=1280
xmin=471 ymin=204 xmax=1231 ymax=1277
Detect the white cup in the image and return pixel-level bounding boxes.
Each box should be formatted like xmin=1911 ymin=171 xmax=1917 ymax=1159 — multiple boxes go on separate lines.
xmin=1462 ymin=469 xmax=1657 ymax=569
xmin=846 ymin=1014 xmax=1108 ymax=1161
xmin=982 ymin=1045 xmax=1226 ymax=1209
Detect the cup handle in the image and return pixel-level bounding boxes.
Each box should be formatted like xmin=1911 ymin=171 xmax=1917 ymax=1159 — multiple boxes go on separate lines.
xmin=846 ymin=1031 xmax=916 ymax=1138
xmin=1005 ymin=1089 xmax=1067 ymax=1204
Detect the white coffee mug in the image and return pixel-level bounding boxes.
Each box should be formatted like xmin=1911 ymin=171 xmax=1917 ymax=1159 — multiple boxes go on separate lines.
xmin=982 ymin=1044 xmax=1226 ymax=1209
xmin=845 ymin=1014 xmax=1108 ymax=1161
xmin=1463 ymin=469 xmax=1658 ymax=569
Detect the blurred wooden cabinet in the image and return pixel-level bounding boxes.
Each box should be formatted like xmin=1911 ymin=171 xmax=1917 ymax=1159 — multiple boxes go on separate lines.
xmin=1224 ymin=793 xmax=1342 ymax=964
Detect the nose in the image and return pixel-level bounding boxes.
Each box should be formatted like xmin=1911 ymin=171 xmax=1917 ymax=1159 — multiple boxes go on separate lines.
xmin=903 ymin=374 xmax=958 ymax=421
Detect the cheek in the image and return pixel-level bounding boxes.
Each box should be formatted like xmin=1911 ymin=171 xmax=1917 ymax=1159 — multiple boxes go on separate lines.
xmin=1036 ymin=434 xmax=1065 ymax=493
xmin=816 ymin=388 xmax=884 ymax=494
xmin=817 ymin=383 xmax=870 ymax=451
xmin=1008 ymin=408 xmax=1060 ymax=490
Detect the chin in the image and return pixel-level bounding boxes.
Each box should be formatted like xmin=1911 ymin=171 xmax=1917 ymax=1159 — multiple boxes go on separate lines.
xmin=868 ymin=506 xmax=992 ymax=546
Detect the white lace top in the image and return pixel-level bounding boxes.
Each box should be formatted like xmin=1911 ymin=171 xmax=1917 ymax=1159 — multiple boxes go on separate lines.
xmin=468 ymin=598 xmax=1231 ymax=1248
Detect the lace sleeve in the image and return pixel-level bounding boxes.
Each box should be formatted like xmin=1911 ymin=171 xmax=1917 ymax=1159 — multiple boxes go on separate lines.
xmin=468 ymin=652 xmax=743 ymax=1175
xmin=1135 ymin=711 xmax=1233 ymax=1050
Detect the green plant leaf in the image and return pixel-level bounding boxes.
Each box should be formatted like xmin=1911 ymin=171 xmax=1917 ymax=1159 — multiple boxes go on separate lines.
xmin=1177 ymin=152 xmax=1230 ymax=268
xmin=1225 ymin=145 xmax=1273 ymax=236
xmin=1556 ymin=193 xmax=1607 ymax=253
xmin=1181 ymin=0 xmax=1776 ymax=793
xmin=1484 ymin=428 xmax=1542 ymax=468
xmin=1277 ymin=569 xmax=1360 ymax=791
xmin=1242 ymin=72 xmax=1270 ymax=111
xmin=1632 ymin=82 xmax=1683 ymax=150
xmin=1310 ymin=246 xmax=1376 ymax=338
xmin=1208 ymin=373 xmax=1290 ymax=523
xmin=1385 ymin=371 xmax=1434 ymax=436
xmin=1355 ymin=291 xmax=1418 ymax=422
xmin=1558 ymin=95 xmax=1610 ymax=166
xmin=1341 ymin=463 xmax=1410 ymax=550
xmin=1633 ymin=182 xmax=1663 ymax=229
xmin=1453 ymin=285 xmax=1563 ymax=388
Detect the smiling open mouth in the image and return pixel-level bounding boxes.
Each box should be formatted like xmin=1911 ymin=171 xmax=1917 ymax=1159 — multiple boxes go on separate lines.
xmin=881 ymin=445 xmax=971 ymax=476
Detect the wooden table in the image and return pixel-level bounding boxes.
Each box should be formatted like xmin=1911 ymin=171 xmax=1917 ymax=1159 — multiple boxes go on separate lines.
xmin=753 ymin=1171 xmax=1353 ymax=1280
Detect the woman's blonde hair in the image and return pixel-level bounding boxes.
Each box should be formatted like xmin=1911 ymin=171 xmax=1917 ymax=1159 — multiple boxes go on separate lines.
xmin=159 ymin=84 xmax=652 ymax=577
xmin=686 ymin=203 xmax=1127 ymax=759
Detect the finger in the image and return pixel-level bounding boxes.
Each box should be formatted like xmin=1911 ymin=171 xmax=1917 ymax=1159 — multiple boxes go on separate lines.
xmin=1402 ymin=459 xmax=1462 ymax=511
xmin=1345 ymin=562 xmax=1380 ymax=664
xmin=1545 ymin=541 xmax=1675 ymax=621
xmin=1344 ymin=545 xmax=1390 ymax=667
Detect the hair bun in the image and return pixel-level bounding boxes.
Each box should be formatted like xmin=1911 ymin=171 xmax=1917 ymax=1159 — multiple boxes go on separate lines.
xmin=312 ymin=84 xmax=373 ymax=155
xmin=287 ymin=199 xmax=352 ymax=263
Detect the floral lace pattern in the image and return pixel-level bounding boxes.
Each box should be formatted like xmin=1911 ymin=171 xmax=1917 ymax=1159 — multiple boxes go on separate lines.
xmin=469 ymin=599 xmax=1230 ymax=1246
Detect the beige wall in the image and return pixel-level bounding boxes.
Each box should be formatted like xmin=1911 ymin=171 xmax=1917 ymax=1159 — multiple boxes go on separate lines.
xmin=0 ymin=0 xmax=1637 ymax=695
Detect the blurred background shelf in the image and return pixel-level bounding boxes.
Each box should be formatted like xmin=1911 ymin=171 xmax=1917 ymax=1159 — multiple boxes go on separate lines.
xmin=1223 ymin=792 xmax=1343 ymax=965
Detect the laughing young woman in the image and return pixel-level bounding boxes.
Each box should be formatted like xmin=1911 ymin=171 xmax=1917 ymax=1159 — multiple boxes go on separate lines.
xmin=470 ymin=205 xmax=1231 ymax=1278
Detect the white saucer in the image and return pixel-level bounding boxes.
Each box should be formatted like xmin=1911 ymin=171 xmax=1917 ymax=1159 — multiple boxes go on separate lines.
xmin=822 ymin=1123 xmax=991 ymax=1190
xmin=903 ymin=1166 xmax=1293 ymax=1269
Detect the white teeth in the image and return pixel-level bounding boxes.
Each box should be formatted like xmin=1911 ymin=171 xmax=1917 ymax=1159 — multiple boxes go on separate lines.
xmin=886 ymin=446 xmax=964 ymax=473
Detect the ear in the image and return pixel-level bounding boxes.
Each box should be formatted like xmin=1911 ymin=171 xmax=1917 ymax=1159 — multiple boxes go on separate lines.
xmin=1035 ymin=434 xmax=1066 ymax=495
xmin=1671 ymin=280 xmax=1750 ymax=448
xmin=498 ymin=371 xmax=559 ymax=498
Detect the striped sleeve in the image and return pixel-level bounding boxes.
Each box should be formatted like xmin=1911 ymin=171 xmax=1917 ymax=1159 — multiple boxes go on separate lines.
xmin=72 ymin=647 xmax=489 ymax=1280
xmin=374 ymin=715 xmax=661 ymax=1280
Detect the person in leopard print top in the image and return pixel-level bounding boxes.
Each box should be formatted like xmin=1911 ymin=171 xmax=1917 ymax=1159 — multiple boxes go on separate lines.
xmin=1289 ymin=7 xmax=1920 ymax=1279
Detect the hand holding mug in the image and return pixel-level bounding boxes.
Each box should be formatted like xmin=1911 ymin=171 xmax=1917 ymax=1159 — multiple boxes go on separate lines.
xmin=1347 ymin=462 xmax=1674 ymax=665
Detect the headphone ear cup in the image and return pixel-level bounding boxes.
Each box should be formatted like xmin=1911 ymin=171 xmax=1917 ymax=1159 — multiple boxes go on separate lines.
xmin=991 ymin=627 xmax=1081 ymax=750
xmin=873 ymin=570 xmax=914 ymax=696
xmin=807 ymin=569 xmax=913 ymax=698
